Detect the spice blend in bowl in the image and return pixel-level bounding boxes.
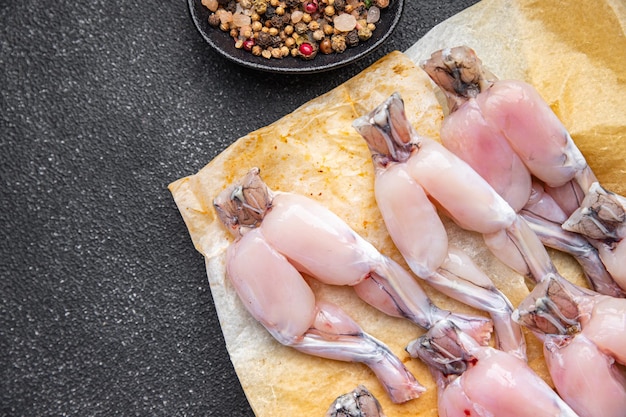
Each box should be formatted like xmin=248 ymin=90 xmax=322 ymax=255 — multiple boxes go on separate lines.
xmin=204 ymin=0 xmax=390 ymax=60
xmin=189 ymin=0 xmax=403 ymax=73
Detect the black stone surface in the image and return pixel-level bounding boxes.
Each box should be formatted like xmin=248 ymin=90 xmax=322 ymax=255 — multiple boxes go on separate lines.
xmin=1 ymin=1 xmax=479 ymax=416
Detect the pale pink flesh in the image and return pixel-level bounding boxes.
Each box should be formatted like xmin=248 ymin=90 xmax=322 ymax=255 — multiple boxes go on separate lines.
xmin=582 ymin=295 xmax=626 ymax=365
xmin=405 ymin=136 xmax=517 ymax=235
xmin=420 ymin=46 xmax=594 ymax=192
xmin=444 ymin=102 xmax=618 ymax=294
xmin=422 ymin=47 xmax=618 ymax=296
xmin=296 ymin=301 xmax=426 ymax=403
xmin=372 ymin=162 xmax=524 ymax=357
xmin=438 ymin=347 xmax=579 ymax=417
xmin=523 ymin=180 xmax=569 ymax=224
xmin=439 ymin=247 xmax=526 ymax=359
xmin=226 ymin=228 xmax=425 ymax=403
xmin=372 ymin=163 xmax=449 ymax=278
xmin=595 ymin=242 xmax=626 ymax=291
xmin=226 ymin=228 xmax=317 ymax=343
xmin=522 ymin=197 xmax=623 ymax=296
xmin=479 ymin=80 xmax=597 ymax=191
xmin=545 ymin=182 xmax=588 ymax=217
xmin=514 ymin=275 xmax=626 ymax=413
xmin=261 ymin=192 xmax=380 ymax=287
xmin=440 ymin=97 xmax=532 ymax=213
xmin=215 ymin=168 xmax=500 ymax=402
xmin=544 ymin=333 xmax=626 ymax=417
xmin=409 ymin=118 xmax=560 ymax=282
xmin=478 ymin=77 xmax=595 ymax=216
xmin=354 ymin=93 xmax=565 ymax=285
xmin=520 ymin=181 xmax=618 ymax=297
xmin=563 ymin=183 xmax=626 ymax=291
xmin=407 ymin=321 xmax=578 ymax=417
xmin=263 ymin=192 xmax=492 ymax=341
xmin=482 ymin=214 xmax=562 ymax=281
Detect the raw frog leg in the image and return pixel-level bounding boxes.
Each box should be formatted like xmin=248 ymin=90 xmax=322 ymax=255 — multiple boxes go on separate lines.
xmin=563 ymin=182 xmax=626 ymax=291
xmin=214 ymin=168 xmax=495 ymax=402
xmin=406 ymin=320 xmax=579 ymax=417
xmin=514 ymin=274 xmax=626 ymax=364
xmin=544 ymin=182 xmax=587 ymax=218
xmin=420 ymin=46 xmax=620 ymax=297
xmin=543 ymin=333 xmax=626 ymax=417
xmin=325 ymin=385 xmax=387 ymax=417
xmin=353 ymin=104 xmax=525 ymax=359
xmin=353 ymin=93 xmax=572 ymax=289
xmin=521 ymin=180 xmax=623 ymax=296
xmin=221 ymin=209 xmax=423 ymax=402
xmin=513 ymin=275 xmax=626 ymax=417
xmin=294 ymin=300 xmax=423 ymax=403
xmin=421 ymin=46 xmax=596 ymax=203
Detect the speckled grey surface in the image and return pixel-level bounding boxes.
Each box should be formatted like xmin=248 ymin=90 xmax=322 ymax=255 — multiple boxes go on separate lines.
xmin=1 ymin=1 xmax=479 ymax=416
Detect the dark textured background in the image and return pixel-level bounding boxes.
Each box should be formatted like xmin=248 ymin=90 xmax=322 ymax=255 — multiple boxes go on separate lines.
xmin=1 ymin=1 xmax=479 ymax=415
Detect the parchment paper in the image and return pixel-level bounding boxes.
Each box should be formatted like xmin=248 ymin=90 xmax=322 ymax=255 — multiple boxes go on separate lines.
xmin=169 ymin=0 xmax=626 ymax=415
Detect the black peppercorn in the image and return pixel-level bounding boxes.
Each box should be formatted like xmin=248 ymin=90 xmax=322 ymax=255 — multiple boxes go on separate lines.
xmin=270 ymin=14 xmax=285 ymax=28
xmin=346 ymin=29 xmax=359 ymax=47
xmin=256 ymin=31 xmax=273 ymax=48
xmin=257 ymin=31 xmax=282 ymax=48
xmin=225 ymin=0 xmax=238 ymax=13
xmin=265 ymin=5 xmax=277 ymax=18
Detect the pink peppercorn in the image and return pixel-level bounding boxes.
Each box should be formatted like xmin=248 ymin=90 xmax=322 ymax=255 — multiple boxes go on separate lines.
xmin=243 ymin=38 xmax=255 ymax=51
xmin=304 ymin=1 xmax=318 ymax=13
xmin=299 ymin=42 xmax=314 ymax=56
